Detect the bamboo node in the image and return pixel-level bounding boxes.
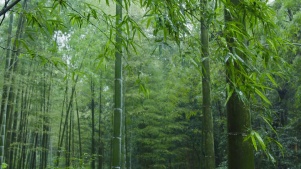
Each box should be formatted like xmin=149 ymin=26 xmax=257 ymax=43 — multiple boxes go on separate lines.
xmin=228 ymin=132 xmax=247 ymax=136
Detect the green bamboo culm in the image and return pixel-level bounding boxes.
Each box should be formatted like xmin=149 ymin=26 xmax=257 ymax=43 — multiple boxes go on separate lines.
xmin=224 ymin=0 xmax=255 ymax=168
xmin=201 ymin=0 xmax=215 ymax=168
xmin=112 ymin=0 xmax=123 ymax=168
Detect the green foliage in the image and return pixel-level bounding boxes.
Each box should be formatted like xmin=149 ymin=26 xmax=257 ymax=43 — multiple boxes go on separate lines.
xmin=1 ymin=163 xmax=7 ymax=169
xmin=220 ymin=0 xmax=284 ymax=107
xmin=244 ymin=129 xmax=283 ymax=164
xmin=0 ymin=0 xmax=300 ymax=168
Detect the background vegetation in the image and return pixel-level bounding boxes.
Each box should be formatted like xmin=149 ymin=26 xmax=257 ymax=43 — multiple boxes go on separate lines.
xmin=0 ymin=0 xmax=300 ymax=169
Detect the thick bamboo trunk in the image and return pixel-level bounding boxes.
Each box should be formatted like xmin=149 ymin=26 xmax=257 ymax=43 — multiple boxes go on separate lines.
xmin=201 ymin=0 xmax=215 ymax=168
xmin=227 ymin=93 xmax=254 ymax=169
xmin=224 ymin=0 xmax=254 ymax=168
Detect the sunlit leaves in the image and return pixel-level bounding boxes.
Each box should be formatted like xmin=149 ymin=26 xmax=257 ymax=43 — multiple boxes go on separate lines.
xmin=244 ymin=130 xmax=279 ymax=163
xmin=140 ymin=0 xmax=192 ymax=44
xmin=52 ymin=0 xmax=67 ymax=10
xmin=136 ymin=78 xmax=150 ymax=98
xmin=221 ymin=0 xmax=285 ymax=106
xmin=254 ymin=88 xmax=271 ymax=105
xmin=260 ymin=115 xmax=277 ymax=136
xmin=68 ymin=13 xmax=84 ymax=27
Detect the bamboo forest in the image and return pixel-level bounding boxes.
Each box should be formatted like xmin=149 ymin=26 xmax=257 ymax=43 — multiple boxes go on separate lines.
xmin=0 ymin=0 xmax=301 ymax=168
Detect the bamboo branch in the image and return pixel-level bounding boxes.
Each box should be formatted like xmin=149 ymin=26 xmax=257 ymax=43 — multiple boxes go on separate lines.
xmin=0 ymin=0 xmax=21 ymax=16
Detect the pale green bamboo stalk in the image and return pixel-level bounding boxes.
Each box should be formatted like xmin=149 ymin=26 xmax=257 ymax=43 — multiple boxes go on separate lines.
xmin=112 ymin=0 xmax=123 ymax=168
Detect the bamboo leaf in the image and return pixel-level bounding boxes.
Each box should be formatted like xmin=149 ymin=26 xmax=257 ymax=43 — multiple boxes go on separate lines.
xmin=268 ymin=137 xmax=284 ymax=157
xmin=260 ymin=115 xmax=277 ymax=136
xmin=254 ymin=131 xmax=266 ymax=151
xmin=266 ymin=73 xmax=278 ymax=87
xmin=267 ymin=152 xmax=276 ymax=163
xmin=225 ymin=84 xmax=234 ymax=106
xmin=105 ymin=0 xmax=110 ymax=6
xmin=254 ymin=88 xmax=271 ymax=105
xmin=251 ymin=132 xmax=258 ymax=151
xmin=267 ymin=39 xmax=276 ymax=53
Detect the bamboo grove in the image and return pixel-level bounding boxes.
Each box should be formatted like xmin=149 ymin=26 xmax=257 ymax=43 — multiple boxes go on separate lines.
xmin=0 ymin=0 xmax=300 ymax=169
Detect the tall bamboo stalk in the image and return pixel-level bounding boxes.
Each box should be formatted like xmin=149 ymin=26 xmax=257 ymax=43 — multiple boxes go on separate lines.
xmin=201 ymin=0 xmax=215 ymax=168
xmin=74 ymin=91 xmax=82 ymax=164
xmin=224 ymin=0 xmax=254 ymax=168
xmin=98 ymin=78 xmax=103 ymax=169
xmin=91 ymin=78 xmax=96 ymax=169
xmin=112 ymin=0 xmax=123 ymax=168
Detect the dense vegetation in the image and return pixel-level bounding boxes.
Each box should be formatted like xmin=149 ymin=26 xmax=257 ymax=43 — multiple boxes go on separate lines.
xmin=0 ymin=0 xmax=300 ymax=169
